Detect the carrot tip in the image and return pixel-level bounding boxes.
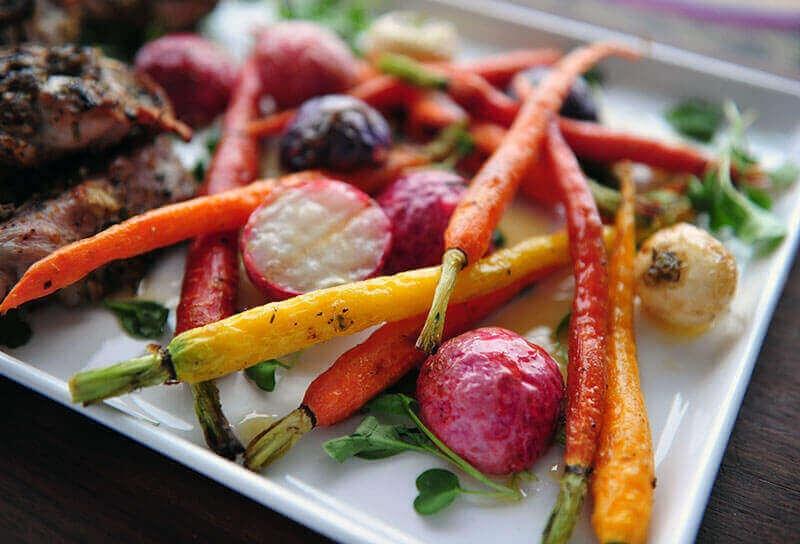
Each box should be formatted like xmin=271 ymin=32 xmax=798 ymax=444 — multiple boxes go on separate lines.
xmin=244 ymin=406 xmax=315 ymax=471
xmin=542 ymin=468 xmax=589 ymax=544
xmin=415 ymin=248 xmax=467 ymax=354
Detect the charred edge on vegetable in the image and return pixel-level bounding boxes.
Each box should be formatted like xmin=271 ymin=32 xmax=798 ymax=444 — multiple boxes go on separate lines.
xmin=643 ymin=249 xmax=682 ymax=286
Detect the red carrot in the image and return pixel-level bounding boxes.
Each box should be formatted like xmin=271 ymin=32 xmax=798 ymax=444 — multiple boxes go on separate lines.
xmin=450 ymin=48 xmax=562 ymax=87
xmin=541 ymin=119 xmax=609 ymax=544
xmin=175 ymin=57 xmax=264 ymax=459
xmin=416 ymin=41 xmax=637 ymax=354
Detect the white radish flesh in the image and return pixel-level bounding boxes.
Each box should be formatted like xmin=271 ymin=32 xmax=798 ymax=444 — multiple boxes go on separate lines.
xmin=241 ymin=178 xmax=392 ymax=300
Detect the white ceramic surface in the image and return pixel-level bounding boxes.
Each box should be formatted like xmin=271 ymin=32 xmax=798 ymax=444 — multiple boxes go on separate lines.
xmin=2 ymin=2 xmax=800 ymax=543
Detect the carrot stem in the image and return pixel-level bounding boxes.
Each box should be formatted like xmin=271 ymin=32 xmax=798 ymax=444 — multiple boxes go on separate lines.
xmin=377 ymin=53 xmax=449 ymax=89
xmin=415 ymin=248 xmax=466 ymax=354
xmin=69 ymin=352 xmax=171 ymax=405
xmin=542 ymin=469 xmax=589 ymax=544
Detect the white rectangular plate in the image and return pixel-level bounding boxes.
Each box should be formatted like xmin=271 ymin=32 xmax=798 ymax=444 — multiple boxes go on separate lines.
xmin=3 ymin=1 xmax=800 ymax=543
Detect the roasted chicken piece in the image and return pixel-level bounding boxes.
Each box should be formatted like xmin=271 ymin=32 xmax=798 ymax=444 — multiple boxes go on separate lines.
xmin=0 ymin=43 xmax=191 ymax=168
xmin=82 ymin=0 xmax=218 ymax=30
xmin=0 ymin=135 xmax=195 ymax=304
xmin=0 ymin=0 xmax=81 ymax=46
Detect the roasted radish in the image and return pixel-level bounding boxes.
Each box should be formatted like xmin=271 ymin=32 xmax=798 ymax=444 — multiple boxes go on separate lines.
xmin=377 ymin=169 xmax=466 ymax=273
xmin=241 ymin=178 xmax=392 ymax=300
xmin=417 ymin=327 xmax=564 ymax=475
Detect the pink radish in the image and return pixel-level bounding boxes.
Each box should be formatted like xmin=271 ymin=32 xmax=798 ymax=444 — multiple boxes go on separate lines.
xmin=417 ymin=327 xmax=564 ymax=475
xmin=241 ymin=178 xmax=392 ymax=300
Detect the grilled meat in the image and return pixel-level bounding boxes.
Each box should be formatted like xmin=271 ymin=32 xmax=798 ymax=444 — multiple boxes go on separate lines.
xmin=0 ymin=43 xmax=191 ymax=168
xmin=0 ymin=135 xmax=195 ymax=304
xmin=82 ymin=0 xmax=218 ymax=30
xmin=0 ymin=0 xmax=81 ymax=46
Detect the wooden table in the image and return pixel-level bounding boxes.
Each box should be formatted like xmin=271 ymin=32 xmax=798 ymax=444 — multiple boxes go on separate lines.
xmin=2 ymin=258 xmax=798 ymax=543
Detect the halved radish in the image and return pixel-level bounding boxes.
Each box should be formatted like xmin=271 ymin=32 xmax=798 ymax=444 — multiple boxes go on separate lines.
xmin=241 ymin=178 xmax=393 ymax=300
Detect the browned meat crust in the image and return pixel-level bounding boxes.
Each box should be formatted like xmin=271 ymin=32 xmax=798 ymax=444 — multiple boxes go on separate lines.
xmin=0 ymin=43 xmax=190 ymax=168
xmin=82 ymin=0 xmax=218 ymax=30
xmin=0 ymin=135 xmax=195 ymax=304
xmin=0 ymin=0 xmax=81 ymax=46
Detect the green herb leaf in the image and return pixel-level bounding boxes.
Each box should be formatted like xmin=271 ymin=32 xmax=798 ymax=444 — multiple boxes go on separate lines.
xmin=192 ymin=160 xmax=206 ymax=182
xmin=104 ymin=299 xmax=168 ymax=339
xmin=0 ymin=309 xmax=32 ymax=348
xmin=551 ymin=312 xmax=570 ymax=370
xmin=377 ymin=53 xmax=449 ymax=89
xmin=323 ymin=416 xmax=437 ymax=462
xmin=769 ymin=162 xmax=800 ymax=190
xmin=414 ymin=469 xmax=462 ymax=515
xmin=365 ymin=392 xmax=417 ymax=416
xmin=245 ymin=359 xmax=288 ymax=392
xmin=665 ymin=99 xmax=723 ymax=143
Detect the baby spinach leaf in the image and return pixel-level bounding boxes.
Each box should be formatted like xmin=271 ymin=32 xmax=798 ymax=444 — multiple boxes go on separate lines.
xmin=104 ymin=299 xmax=168 ymax=339
xmin=414 ymin=469 xmax=461 ymax=515
xmin=665 ymin=99 xmax=723 ymax=143
xmin=0 ymin=309 xmax=32 ymax=348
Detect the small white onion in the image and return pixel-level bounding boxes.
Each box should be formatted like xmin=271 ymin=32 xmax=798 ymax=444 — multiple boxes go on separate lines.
xmin=363 ymin=11 xmax=458 ymax=62
xmin=634 ymin=223 xmax=737 ymax=332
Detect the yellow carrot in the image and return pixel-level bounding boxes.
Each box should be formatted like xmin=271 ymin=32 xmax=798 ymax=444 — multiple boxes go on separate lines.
xmin=69 ymin=229 xmax=612 ymax=404
xmin=591 ymin=163 xmax=655 ymax=544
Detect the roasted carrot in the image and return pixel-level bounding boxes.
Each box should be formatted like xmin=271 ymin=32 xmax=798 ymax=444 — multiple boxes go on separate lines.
xmin=407 ymin=91 xmax=468 ymax=137
xmin=328 ymin=144 xmax=431 ymax=195
xmin=68 ymin=229 xmax=605 ymax=404
xmin=244 ymin=268 xmax=555 ymax=470
xmin=541 ymin=119 xmax=609 ymax=544
xmin=416 ymin=41 xmax=637 ymax=354
xmin=0 ymin=173 xmax=321 ymax=313
xmin=450 ymin=48 xmax=562 ymax=87
xmin=175 ymin=57 xmax=263 ymax=459
xmin=591 ymin=164 xmax=654 ymax=544
xmin=247 ymin=75 xmax=417 ymax=138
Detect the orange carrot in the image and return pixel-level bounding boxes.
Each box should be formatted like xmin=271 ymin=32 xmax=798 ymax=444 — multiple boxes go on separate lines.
xmin=591 ymin=164 xmax=654 ymax=544
xmin=0 ymin=173 xmax=319 ymax=313
xmin=450 ymin=48 xmax=562 ymax=87
xmin=328 ymin=144 xmax=430 ymax=195
xmin=416 ymin=41 xmax=638 ymax=354
xmin=407 ymin=91 xmax=468 ymax=137
xmin=247 ymin=75 xmax=417 ymax=138
xmin=244 ymin=267 xmax=555 ymax=470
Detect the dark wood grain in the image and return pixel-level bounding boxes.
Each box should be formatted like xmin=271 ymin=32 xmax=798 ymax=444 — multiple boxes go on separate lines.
xmin=1 ymin=259 xmax=798 ymax=543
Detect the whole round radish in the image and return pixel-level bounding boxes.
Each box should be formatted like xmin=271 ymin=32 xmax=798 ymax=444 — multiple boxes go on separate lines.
xmin=241 ymin=178 xmax=392 ymax=300
xmin=135 ymin=34 xmax=236 ymax=127
xmin=377 ymin=169 xmax=466 ymax=273
xmin=253 ymin=21 xmax=359 ymax=108
xmin=417 ymin=327 xmax=564 ymax=475
xmin=280 ymin=95 xmax=392 ymax=172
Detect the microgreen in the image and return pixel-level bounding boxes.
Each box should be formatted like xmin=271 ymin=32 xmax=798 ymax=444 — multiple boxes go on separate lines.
xmin=0 ymin=309 xmax=32 ymax=348
xmin=245 ymin=359 xmax=290 ymax=392
xmin=324 ymin=393 xmax=522 ymax=515
xmin=688 ymin=102 xmax=786 ymax=254
xmin=104 ymin=299 xmax=169 ymax=339
xmin=665 ymin=99 xmax=723 ymax=143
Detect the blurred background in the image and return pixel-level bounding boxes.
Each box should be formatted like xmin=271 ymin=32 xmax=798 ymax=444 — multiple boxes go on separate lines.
xmin=515 ymin=0 xmax=800 ymax=79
